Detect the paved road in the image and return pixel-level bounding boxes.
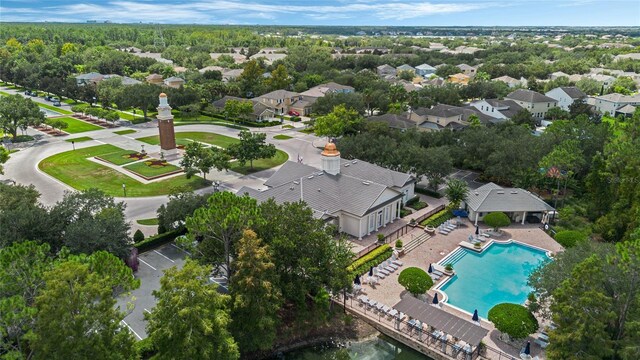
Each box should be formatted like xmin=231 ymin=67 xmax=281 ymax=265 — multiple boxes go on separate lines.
xmin=1 ymin=102 xmax=324 ymax=223
xmin=116 ymin=242 xmax=188 ymax=339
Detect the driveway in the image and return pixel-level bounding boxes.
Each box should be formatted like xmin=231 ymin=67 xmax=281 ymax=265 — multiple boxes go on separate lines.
xmin=116 ymin=242 xmax=188 ymax=340
xmin=435 ymin=169 xmax=486 ymax=191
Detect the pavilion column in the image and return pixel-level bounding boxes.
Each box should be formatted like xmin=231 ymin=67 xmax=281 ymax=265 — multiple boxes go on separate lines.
xmin=474 ymin=212 xmax=479 ymax=226
xmin=522 ymin=211 xmax=527 ymax=225
xmin=358 ymin=217 xmax=363 ymax=240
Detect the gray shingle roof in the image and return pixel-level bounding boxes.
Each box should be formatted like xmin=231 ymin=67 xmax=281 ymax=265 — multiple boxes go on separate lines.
xmin=76 ymin=72 xmax=103 ymax=80
xmin=506 ymin=89 xmax=556 ymax=103
xmin=367 ymin=113 xmax=414 ymax=130
xmin=484 ymin=99 xmax=524 ymax=119
xmin=558 ymin=86 xmax=586 ymax=99
xmin=465 ymin=182 xmax=554 ymax=212
xmin=257 ymin=89 xmax=300 ymax=100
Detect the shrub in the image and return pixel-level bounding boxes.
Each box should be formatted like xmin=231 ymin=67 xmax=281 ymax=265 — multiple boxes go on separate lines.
xmin=444 ymin=263 xmax=453 ymax=271
xmin=347 ymin=244 xmax=393 ymax=277
xmin=12 ymin=135 xmax=35 ymax=143
xmin=71 ymin=104 xmax=89 ymax=113
xmin=395 ymin=240 xmax=403 ymax=249
xmin=377 ymin=233 xmax=385 ymax=242
xmin=488 ymin=303 xmax=538 ymax=340
xmin=406 ymin=196 xmax=427 ymax=210
xmin=415 ymin=186 xmax=442 ymax=198
xmin=398 ymin=267 xmax=433 ymax=295
xmin=483 ymin=212 xmax=511 ymax=230
xmin=133 ymin=229 xmax=145 ymax=243
xmin=554 ymin=230 xmax=587 ymax=248
xmin=420 ymin=209 xmax=454 ymax=227
xmin=133 ymin=228 xmax=186 ymax=252
xmin=399 ymin=208 xmax=412 ymax=218
xmin=134 ymin=337 xmax=156 ymax=359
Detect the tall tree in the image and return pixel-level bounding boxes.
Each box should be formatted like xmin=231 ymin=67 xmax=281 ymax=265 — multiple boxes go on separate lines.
xmin=238 ymin=59 xmax=264 ymax=97
xmin=0 ymin=94 xmax=46 ymax=138
xmin=186 ymin=191 xmax=264 ymax=278
xmin=0 ymin=146 xmax=9 ymax=175
xmin=444 ymin=178 xmax=469 ymax=209
xmin=146 ymin=260 xmax=239 ymax=360
xmin=511 ymin=108 xmax=536 ymax=129
xmin=227 ymin=131 xmax=276 ymax=170
xmin=0 ymin=183 xmax=53 ymax=248
xmin=230 ymin=230 xmax=282 ymax=353
xmin=313 ymin=104 xmax=363 ymax=139
xmin=265 ymin=64 xmax=290 ymax=91
xmin=180 ymin=142 xmax=230 ymax=181
xmin=156 ymin=191 xmax=210 ymax=232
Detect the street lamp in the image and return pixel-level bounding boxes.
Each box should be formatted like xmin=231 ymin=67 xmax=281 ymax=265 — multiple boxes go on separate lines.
xmin=71 ymin=140 xmax=75 ymax=150
xmin=92 ymin=97 xmax=96 ymax=107
xmin=140 ymin=144 xmax=146 ymax=155
xmin=122 ymin=183 xmax=127 ymax=197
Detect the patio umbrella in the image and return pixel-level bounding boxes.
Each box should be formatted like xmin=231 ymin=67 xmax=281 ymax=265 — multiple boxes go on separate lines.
xmin=369 ymin=266 xmax=373 ymax=276
xmin=475 ymin=225 xmax=479 ymax=235
xmin=472 ymin=309 xmax=479 ymax=322
xmin=428 ymin=264 xmax=433 ymax=273
xmin=432 ymin=293 xmax=439 ymax=305
xmin=354 ymin=274 xmax=361 ymax=285
xmin=524 ymin=341 xmax=531 ymax=355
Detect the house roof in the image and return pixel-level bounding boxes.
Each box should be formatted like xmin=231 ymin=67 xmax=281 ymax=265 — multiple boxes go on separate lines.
xmin=558 ymin=86 xmax=586 ymax=99
xmin=465 ymin=182 xmax=554 ymax=213
xmin=506 ymin=89 xmax=556 ymax=103
xmin=457 ymin=64 xmax=475 ymax=71
xmin=593 ymin=93 xmax=640 ymax=103
xmin=243 ymin=160 xmax=410 ymax=217
xmin=492 ymin=75 xmax=520 ymax=84
xmin=616 ymin=104 xmax=637 ymax=114
xmin=377 ymin=64 xmax=396 ymax=72
xmin=211 ymin=96 xmax=273 ymax=117
xmin=482 ymin=99 xmax=524 ymax=119
xmin=420 ymin=104 xmax=463 ymax=118
xmin=397 ymin=64 xmax=415 ymax=71
xmin=300 ymin=82 xmax=354 ymax=98
xmin=257 ymin=89 xmax=300 ymax=100
xmin=121 ymin=76 xmax=142 ymax=86
xmin=367 ymin=113 xmax=414 ymax=130
xmin=164 ymin=76 xmax=184 ymax=83
xmin=416 ymin=64 xmax=436 ymax=71
xmin=146 ymin=73 xmax=163 ymax=80
xmin=76 ymin=72 xmax=103 ymax=80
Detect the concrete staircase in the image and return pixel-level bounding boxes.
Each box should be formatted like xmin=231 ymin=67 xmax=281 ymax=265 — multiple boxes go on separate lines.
xmin=403 ymin=232 xmax=431 ymax=254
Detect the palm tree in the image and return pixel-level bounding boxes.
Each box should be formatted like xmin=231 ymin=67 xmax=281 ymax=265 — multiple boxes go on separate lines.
xmin=445 ymin=179 xmax=469 ymax=209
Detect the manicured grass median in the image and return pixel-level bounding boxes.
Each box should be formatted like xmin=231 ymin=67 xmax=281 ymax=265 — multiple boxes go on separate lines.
xmin=38 ymin=144 xmax=207 ymax=197
xmin=137 ymin=218 xmax=159 ymax=226
xmin=137 ymin=132 xmax=240 ymax=148
xmin=124 ymin=160 xmax=181 ymax=178
xmin=97 ymin=149 xmax=147 ymax=165
xmin=65 ymin=137 xmax=92 ymax=143
xmin=114 ymin=129 xmax=136 ymax=135
xmin=38 ymin=103 xmax=73 ymax=115
xmin=273 ymin=134 xmax=292 ymax=140
xmin=56 ymin=116 xmax=102 ymax=133
xmin=230 ymin=149 xmax=288 ymax=175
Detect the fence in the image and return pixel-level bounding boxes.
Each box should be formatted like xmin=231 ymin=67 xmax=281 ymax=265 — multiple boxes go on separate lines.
xmin=355 ymin=204 xmax=447 ymax=260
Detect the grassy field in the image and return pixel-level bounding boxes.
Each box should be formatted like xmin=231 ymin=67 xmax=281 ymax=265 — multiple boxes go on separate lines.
xmin=273 ymin=134 xmax=292 ymax=140
xmin=137 ymin=132 xmax=240 ymax=148
xmin=230 ymin=149 xmax=288 ymax=175
xmin=55 ymin=116 xmax=102 ymax=133
xmin=124 ymin=160 xmax=182 ymax=177
xmin=38 ymin=102 xmax=73 ymax=115
xmin=38 ymin=144 xmax=207 ymax=197
xmin=114 ymin=129 xmax=137 ymax=135
xmin=97 ymin=149 xmax=146 ymax=165
xmin=136 ymin=218 xmax=159 ymax=226
xmin=65 ymin=136 xmax=92 ymax=143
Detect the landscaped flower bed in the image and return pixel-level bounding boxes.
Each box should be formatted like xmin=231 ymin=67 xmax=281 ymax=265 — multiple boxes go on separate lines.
xmin=347 ymin=244 xmax=394 ymax=277
xmin=123 ymin=159 xmax=182 ymax=179
xmin=420 ymin=208 xmax=454 ymax=227
xmin=96 ymin=149 xmax=148 ymax=165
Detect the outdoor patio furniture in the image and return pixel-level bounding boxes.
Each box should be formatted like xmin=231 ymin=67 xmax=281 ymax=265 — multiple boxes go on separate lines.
xmin=367 ymin=299 xmax=378 ymax=309
xmin=538 ymin=333 xmax=549 ymax=342
xmin=534 ymin=338 xmax=549 ymax=349
xmin=393 ymin=260 xmax=404 ymax=266
xmin=388 ymin=309 xmax=398 ymax=318
xmin=439 ymin=229 xmax=450 ymax=235
xmin=387 ymin=260 xmax=399 ymax=270
xmin=358 ymin=295 xmax=369 ymax=306
xmin=378 ymin=267 xmax=390 ymax=276
xmin=430 ymin=274 xmax=441 ymax=281
xmin=407 ymin=319 xmax=416 ymax=332
xmin=381 ymin=305 xmax=391 ymax=314
xmin=376 ymin=303 xmax=386 ymax=312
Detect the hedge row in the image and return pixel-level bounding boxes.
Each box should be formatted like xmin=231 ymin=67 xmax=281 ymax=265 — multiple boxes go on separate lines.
xmin=421 ymin=209 xmax=454 ymax=227
xmin=554 ymin=230 xmax=587 ymax=248
xmin=347 ymin=244 xmax=393 ymax=277
xmin=415 ymin=186 xmax=442 ymax=198
xmin=133 ymin=228 xmax=186 ymax=252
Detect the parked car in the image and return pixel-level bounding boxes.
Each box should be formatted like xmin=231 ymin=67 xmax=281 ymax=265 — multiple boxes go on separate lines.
xmin=288 ymin=110 xmax=300 ymax=116
xmin=53 ymin=100 xmax=61 ymax=107
xmin=44 ymin=95 xmax=52 ymax=101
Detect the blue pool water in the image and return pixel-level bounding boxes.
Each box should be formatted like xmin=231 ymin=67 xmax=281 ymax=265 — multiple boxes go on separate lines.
xmin=437 ymin=242 xmax=549 ymax=319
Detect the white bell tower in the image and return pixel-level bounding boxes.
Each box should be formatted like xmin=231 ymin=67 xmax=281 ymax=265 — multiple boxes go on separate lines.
xmin=321 ymin=142 xmax=341 ymax=175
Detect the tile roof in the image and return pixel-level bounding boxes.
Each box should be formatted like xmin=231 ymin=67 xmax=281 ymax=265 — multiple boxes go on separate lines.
xmin=506 ymin=89 xmax=556 ymax=103
xmin=465 ymin=182 xmax=554 ymax=213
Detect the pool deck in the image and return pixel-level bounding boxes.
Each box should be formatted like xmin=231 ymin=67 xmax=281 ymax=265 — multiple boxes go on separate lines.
xmin=355 ymin=219 xmax=563 ymax=359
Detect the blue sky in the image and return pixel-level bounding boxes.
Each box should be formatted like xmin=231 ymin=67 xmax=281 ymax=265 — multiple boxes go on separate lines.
xmin=1 ymin=0 xmax=639 ymax=26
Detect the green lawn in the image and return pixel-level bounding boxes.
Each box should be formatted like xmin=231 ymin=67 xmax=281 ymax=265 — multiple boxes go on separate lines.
xmin=38 ymin=103 xmax=73 ymax=115
xmin=137 ymin=218 xmax=159 ymax=226
xmin=114 ymin=129 xmax=136 ymax=135
xmin=273 ymin=134 xmax=292 ymax=140
xmin=55 ymin=116 xmax=103 ymax=133
xmin=230 ymin=149 xmax=289 ymax=175
xmin=299 ymin=128 xmax=315 ymax=134
xmin=97 ymin=149 xmax=147 ymax=165
xmin=38 ymin=144 xmax=207 ymax=197
xmin=124 ymin=160 xmax=182 ymax=178
xmin=65 ymin=136 xmax=92 ymax=143
xmin=137 ymin=132 xmax=240 ymax=148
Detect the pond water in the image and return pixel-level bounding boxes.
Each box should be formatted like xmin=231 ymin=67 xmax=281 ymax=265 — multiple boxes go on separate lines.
xmin=280 ymin=335 xmax=432 ymax=360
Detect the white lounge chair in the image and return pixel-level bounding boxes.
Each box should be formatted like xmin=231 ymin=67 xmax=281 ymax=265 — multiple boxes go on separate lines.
xmin=393 ymin=260 xmax=403 ymax=266
xmin=367 ymin=299 xmax=377 ymax=309
xmin=378 ymin=267 xmax=390 ymax=276
xmin=438 ymin=229 xmax=450 ymax=235
xmin=388 ymin=309 xmax=398 ymax=318
xmin=376 ymin=303 xmax=385 ymax=312
xmin=534 ymin=338 xmax=549 ymax=349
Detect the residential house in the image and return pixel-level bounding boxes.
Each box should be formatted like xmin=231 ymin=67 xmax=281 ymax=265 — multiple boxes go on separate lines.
xmin=415 ymin=64 xmax=437 ymax=77
xmin=221 ymin=69 xmax=243 ymax=82
xmin=367 ymin=113 xmax=415 ymax=131
xmin=616 ymin=104 xmax=637 ymax=117
xmin=199 ymin=65 xmax=225 ymax=74
xmin=505 ymin=89 xmax=558 ymax=120
xmin=238 ymin=143 xmax=416 ymax=239
xmin=470 ymin=99 xmax=524 ymax=121
xmin=456 ymin=64 xmax=477 ymax=77
xmin=545 ymin=86 xmax=586 ymax=110
xmin=396 ymin=64 xmax=416 ymax=74
xmin=492 ymin=75 xmax=526 ymax=88
xmin=300 ymin=82 xmax=354 ymax=99
xmin=120 ymin=76 xmax=142 ymax=86
xmin=164 ymin=76 xmax=185 ymax=89
xmin=249 ymin=53 xmax=287 ymax=66
xmin=254 ymin=89 xmax=309 ymax=116
xmin=549 ymin=71 xmax=570 ymax=80
xmin=75 ymin=72 xmax=104 ymax=86
xmin=614 ymin=53 xmax=640 ymax=61
xmin=423 ymin=77 xmax=446 ymax=87
xmin=587 ymin=73 xmax=616 ymax=88
xmin=146 ymin=73 xmax=164 ymax=85
xmin=464 ymin=183 xmax=554 ymax=225
xmin=409 ymin=104 xmax=492 ymax=131
xmin=211 ymin=96 xmax=275 ymax=122
xmin=377 ymin=64 xmax=397 ymax=77
xmin=209 ymin=53 xmax=247 ymax=64
xmin=589 ymin=93 xmax=640 ymax=115
xmin=448 ymin=73 xmax=470 ymax=85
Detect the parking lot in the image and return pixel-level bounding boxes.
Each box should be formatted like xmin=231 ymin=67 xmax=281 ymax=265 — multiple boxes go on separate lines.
xmin=438 ymin=169 xmax=486 ymax=191
xmin=116 ymin=243 xmax=188 ymax=340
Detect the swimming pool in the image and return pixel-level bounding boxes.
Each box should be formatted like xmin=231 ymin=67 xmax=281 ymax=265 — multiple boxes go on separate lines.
xmin=437 ymin=242 xmax=550 ymax=319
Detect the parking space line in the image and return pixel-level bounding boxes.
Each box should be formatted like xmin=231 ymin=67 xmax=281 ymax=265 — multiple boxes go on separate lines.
xmin=139 ymin=258 xmax=157 ymax=271
xmin=171 ymin=243 xmax=191 ymax=255
xmin=144 ymin=308 xmax=151 ymax=314
xmin=153 ymin=250 xmax=175 ymax=263
xmin=121 ymin=320 xmax=142 ymax=340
